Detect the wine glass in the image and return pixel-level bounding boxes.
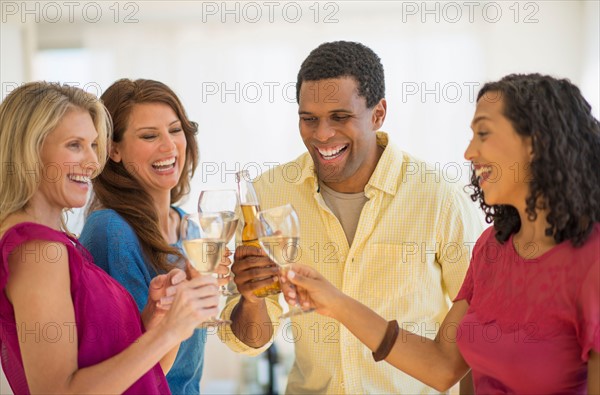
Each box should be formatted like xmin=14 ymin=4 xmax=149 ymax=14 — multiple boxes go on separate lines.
xmin=180 ymin=212 xmax=232 ymax=326
xmin=255 ymin=204 xmax=313 ymax=319
xmin=198 ymin=189 xmax=240 ymax=296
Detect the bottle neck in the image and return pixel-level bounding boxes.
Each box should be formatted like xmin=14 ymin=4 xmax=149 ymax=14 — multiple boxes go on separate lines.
xmin=241 ymin=203 xmax=260 ymax=244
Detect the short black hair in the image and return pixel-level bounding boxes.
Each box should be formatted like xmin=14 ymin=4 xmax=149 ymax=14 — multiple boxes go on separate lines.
xmin=296 ymin=41 xmax=385 ymax=108
xmin=469 ymin=73 xmax=600 ymax=247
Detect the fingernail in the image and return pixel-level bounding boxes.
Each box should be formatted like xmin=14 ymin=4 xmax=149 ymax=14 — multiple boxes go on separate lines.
xmin=288 ymin=292 xmax=296 ymax=299
xmin=288 ymin=270 xmax=296 ymax=280
xmin=166 ymin=286 xmax=176 ymax=296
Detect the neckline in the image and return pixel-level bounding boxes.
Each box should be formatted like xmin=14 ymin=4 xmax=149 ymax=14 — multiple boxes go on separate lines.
xmin=92 ymin=206 xmax=184 ymax=244
xmin=508 ymin=232 xmax=566 ymax=262
xmin=319 ymin=181 xmax=367 ymax=199
xmin=0 ymin=221 xmax=76 ymax=244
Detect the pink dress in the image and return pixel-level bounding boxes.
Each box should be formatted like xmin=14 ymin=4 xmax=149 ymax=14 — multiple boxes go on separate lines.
xmin=0 ymin=223 xmax=170 ymax=394
xmin=455 ymin=224 xmax=600 ymax=394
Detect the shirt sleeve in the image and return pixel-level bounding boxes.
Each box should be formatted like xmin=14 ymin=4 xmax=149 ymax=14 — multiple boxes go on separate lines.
xmin=577 ymin=258 xmax=600 ymax=361
xmin=217 ymin=294 xmax=282 ymax=355
xmin=436 ymin=185 xmax=484 ymax=300
xmin=453 ymin=260 xmax=474 ymax=303
xmin=80 ymin=211 xmax=154 ymax=312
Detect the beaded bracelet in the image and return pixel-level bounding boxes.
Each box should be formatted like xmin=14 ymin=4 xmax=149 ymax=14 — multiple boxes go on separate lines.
xmin=372 ymin=320 xmax=400 ymax=362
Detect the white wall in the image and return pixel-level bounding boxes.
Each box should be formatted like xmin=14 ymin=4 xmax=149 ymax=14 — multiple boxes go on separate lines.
xmin=1 ymin=1 xmax=598 ymax=393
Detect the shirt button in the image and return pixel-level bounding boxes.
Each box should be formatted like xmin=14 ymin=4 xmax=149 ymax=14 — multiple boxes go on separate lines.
xmin=340 ymin=381 xmax=345 ymax=389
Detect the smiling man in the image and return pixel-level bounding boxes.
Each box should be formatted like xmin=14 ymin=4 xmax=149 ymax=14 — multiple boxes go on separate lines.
xmin=220 ymin=41 xmax=483 ymax=394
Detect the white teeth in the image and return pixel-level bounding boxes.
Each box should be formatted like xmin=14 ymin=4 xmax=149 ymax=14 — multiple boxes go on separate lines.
xmin=317 ymin=145 xmax=346 ymax=158
xmin=153 ymin=157 xmax=176 ymax=167
xmin=69 ymin=174 xmax=90 ymax=183
xmin=475 ymin=166 xmax=493 ymax=178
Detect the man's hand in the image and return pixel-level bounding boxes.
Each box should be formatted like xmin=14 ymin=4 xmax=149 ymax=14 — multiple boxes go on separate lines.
xmin=231 ymin=244 xmax=280 ymax=303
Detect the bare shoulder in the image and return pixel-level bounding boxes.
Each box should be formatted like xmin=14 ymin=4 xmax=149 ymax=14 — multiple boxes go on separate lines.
xmin=6 ymin=238 xmax=70 ymax=303
xmin=8 ymin=238 xmax=69 ymax=265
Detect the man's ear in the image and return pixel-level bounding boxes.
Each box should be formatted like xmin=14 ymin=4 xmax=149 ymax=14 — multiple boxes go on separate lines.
xmin=109 ymin=142 xmax=122 ymax=163
xmin=372 ymin=98 xmax=387 ymax=130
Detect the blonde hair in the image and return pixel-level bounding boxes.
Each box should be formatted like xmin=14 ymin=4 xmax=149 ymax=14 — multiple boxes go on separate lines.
xmin=0 ymin=82 xmax=112 ymax=226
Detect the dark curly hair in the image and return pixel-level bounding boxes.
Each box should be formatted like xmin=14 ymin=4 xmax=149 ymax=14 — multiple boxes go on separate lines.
xmin=296 ymin=41 xmax=385 ymax=108
xmin=468 ymin=73 xmax=600 ymax=247
xmin=88 ymin=79 xmax=199 ymax=273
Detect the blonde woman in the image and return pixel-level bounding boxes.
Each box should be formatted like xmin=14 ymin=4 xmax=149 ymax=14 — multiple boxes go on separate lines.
xmin=0 ymin=82 xmax=219 ymax=394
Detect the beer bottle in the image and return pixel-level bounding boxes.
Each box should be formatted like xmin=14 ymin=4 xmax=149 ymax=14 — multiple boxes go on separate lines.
xmin=236 ymin=170 xmax=281 ymax=297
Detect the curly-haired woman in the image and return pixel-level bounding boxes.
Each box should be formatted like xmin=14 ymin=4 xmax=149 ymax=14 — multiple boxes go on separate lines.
xmin=281 ymin=74 xmax=600 ymax=394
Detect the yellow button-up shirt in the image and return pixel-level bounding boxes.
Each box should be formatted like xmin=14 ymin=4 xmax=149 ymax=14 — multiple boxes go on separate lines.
xmin=219 ymin=132 xmax=483 ymax=394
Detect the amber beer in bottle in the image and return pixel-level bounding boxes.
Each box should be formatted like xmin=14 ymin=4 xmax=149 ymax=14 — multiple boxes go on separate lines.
xmin=236 ymin=170 xmax=281 ymax=297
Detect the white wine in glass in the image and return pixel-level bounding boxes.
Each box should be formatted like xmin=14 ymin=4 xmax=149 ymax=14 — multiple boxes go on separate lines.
xmin=258 ymin=236 xmax=300 ymax=267
xmin=220 ymin=211 xmax=239 ymax=245
xmin=181 ymin=212 xmax=232 ymax=326
xmin=198 ymin=189 xmax=240 ymax=296
xmin=255 ymin=204 xmax=312 ymax=319
xmin=182 ymin=238 xmax=227 ymax=274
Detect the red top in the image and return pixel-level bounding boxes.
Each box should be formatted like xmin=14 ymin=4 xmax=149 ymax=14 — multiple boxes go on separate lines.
xmin=0 ymin=223 xmax=170 ymax=394
xmin=455 ymin=224 xmax=600 ymax=394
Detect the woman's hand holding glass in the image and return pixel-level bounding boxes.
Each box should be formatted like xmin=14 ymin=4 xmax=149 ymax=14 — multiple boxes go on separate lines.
xmin=141 ymin=267 xmax=220 ymax=340
xmin=180 ymin=212 xmax=232 ymax=326
xmin=156 ymin=274 xmax=221 ymax=340
xmin=141 ymin=268 xmax=187 ymax=330
xmin=281 ymin=263 xmax=346 ymax=319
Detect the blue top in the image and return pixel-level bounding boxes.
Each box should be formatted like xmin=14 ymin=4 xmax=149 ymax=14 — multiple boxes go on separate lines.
xmin=80 ymin=208 xmax=206 ymax=395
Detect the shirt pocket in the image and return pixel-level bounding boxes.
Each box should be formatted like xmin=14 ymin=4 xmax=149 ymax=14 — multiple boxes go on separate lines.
xmin=363 ymin=243 xmax=421 ymax=301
